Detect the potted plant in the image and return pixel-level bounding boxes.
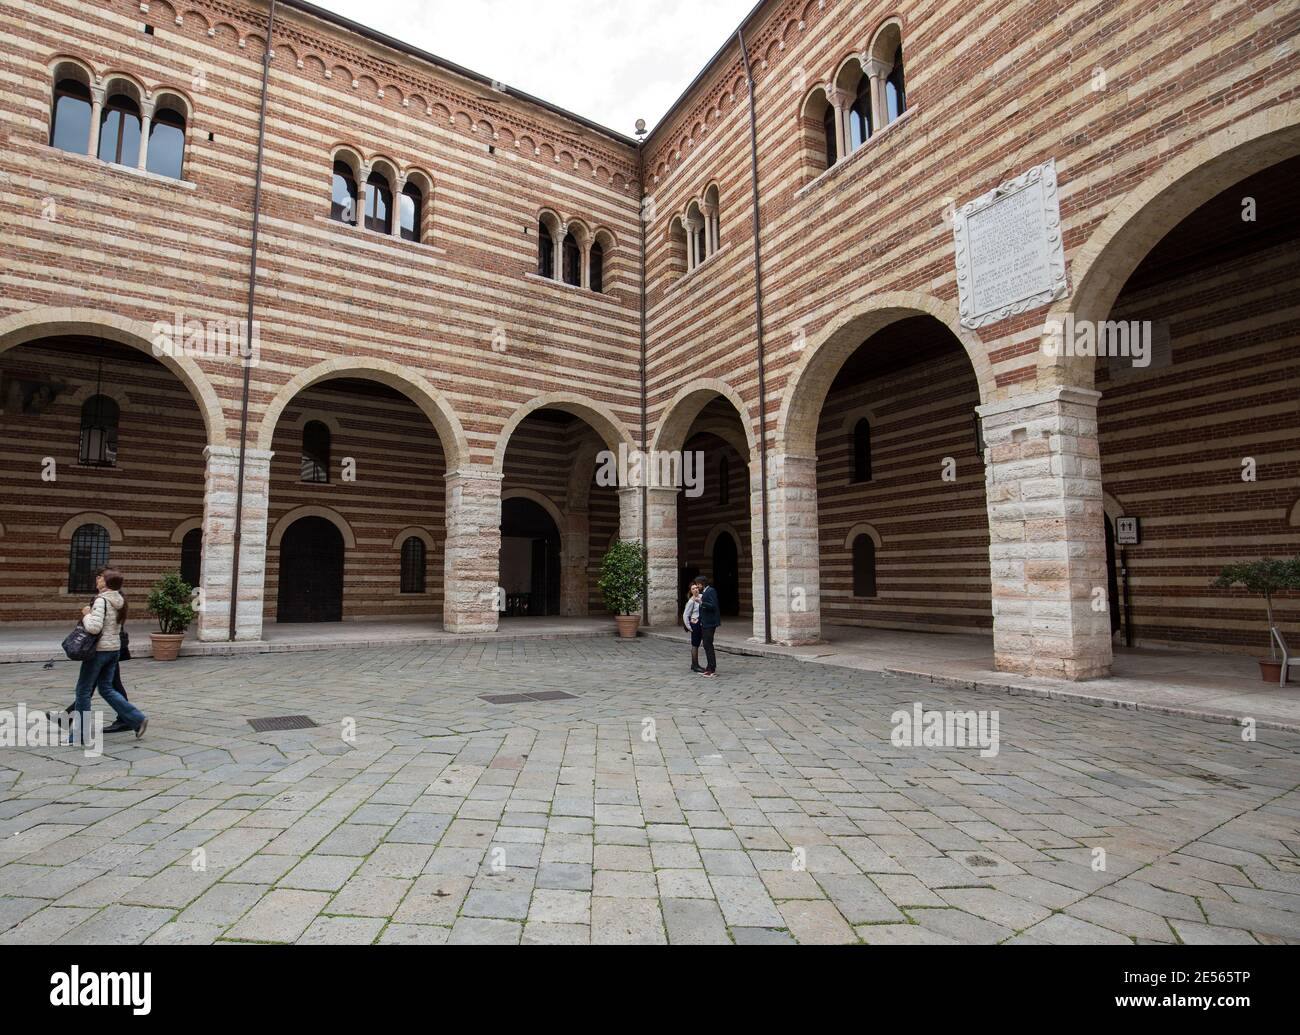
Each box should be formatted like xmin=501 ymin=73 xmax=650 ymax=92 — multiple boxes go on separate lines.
xmin=598 ymin=540 xmax=646 ymax=639
xmin=1212 ymin=557 xmax=1300 ymax=682
xmin=146 ymin=569 xmax=197 ymax=661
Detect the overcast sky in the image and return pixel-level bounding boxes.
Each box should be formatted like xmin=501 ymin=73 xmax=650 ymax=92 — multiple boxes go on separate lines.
xmin=307 ymin=0 xmax=758 ymax=135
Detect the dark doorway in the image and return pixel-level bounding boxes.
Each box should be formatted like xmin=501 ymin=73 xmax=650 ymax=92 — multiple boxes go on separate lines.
xmin=711 ymin=531 xmax=741 ymax=616
xmin=500 ymin=497 xmax=561 ymax=616
xmin=277 ymin=516 xmax=345 ymax=623
xmin=1103 ymin=515 xmax=1121 ymax=638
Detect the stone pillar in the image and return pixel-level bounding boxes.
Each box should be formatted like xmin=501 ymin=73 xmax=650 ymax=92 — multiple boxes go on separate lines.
xmin=580 ymin=242 xmax=591 ymax=289
xmin=554 ymin=222 xmax=566 ymax=281
xmin=356 ymin=162 xmax=371 ymax=229
xmin=560 ymin=511 xmax=590 ymax=616
xmin=764 ymin=453 xmax=821 ymax=645
xmin=683 ymin=216 xmax=701 ymax=270
xmin=391 ymin=174 xmax=405 ymax=238
xmin=701 ymin=201 xmax=718 ymax=259
xmin=826 ymin=87 xmax=850 ymax=163
xmin=863 ymin=58 xmax=891 ymax=136
xmin=977 ymin=386 xmax=1112 ymax=680
xmin=645 ymin=486 xmax=679 ymax=627
xmin=443 ymin=468 xmax=502 ymax=633
xmin=197 ymin=445 xmax=274 ymax=642
xmin=87 ymin=85 xmax=104 ymax=157
xmin=136 ymin=99 xmax=154 ymax=171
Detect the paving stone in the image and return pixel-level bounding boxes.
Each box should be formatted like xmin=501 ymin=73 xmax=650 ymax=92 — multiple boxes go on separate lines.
xmin=1169 ymin=920 xmax=1258 ymax=945
xmin=378 ymin=923 xmax=450 ymax=945
xmin=657 ymin=868 xmax=715 ymax=899
xmin=224 ymin=890 xmax=331 ymax=943
xmin=447 ymin=917 xmax=521 ymax=945
xmin=730 ymin=926 xmax=795 ymax=945
xmin=58 ymin=905 xmax=175 ymax=945
xmin=528 ymin=889 xmax=590 ymax=925
xmin=298 ymin=915 xmax=385 ymax=944
xmin=779 ymin=899 xmax=858 ymax=944
xmin=392 ymin=875 xmax=470 ymax=925
xmin=177 ymin=883 xmax=268 ymax=926
xmin=0 ymin=905 xmax=98 ymax=944
xmin=711 ymin=876 xmax=783 ymax=928
xmin=662 ymin=897 xmax=730 ymax=945
xmin=909 ymin=908 xmax=1014 ymax=945
xmin=328 ymin=876 xmax=411 ymax=918
xmin=591 ymin=896 xmax=665 ymax=945
xmin=278 ymin=855 xmax=360 ymax=892
xmin=522 ymin=921 xmax=590 ymax=945
xmin=1021 ymin=913 xmax=1132 ymax=945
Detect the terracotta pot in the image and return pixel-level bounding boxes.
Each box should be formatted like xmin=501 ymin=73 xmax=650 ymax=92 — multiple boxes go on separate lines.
xmin=614 ymin=615 xmax=640 ymax=639
xmin=1258 ymin=659 xmax=1282 ymax=683
xmin=150 ymin=633 xmax=185 ymax=661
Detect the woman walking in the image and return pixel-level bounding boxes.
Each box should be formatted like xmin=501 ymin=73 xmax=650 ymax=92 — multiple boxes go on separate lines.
xmin=72 ymin=567 xmax=148 ymax=740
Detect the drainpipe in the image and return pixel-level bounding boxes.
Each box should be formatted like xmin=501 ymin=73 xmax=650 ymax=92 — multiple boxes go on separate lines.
xmin=737 ymin=29 xmax=773 ymax=645
xmin=637 ymin=140 xmax=649 ymax=626
xmin=229 ymin=0 xmax=278 ymax=640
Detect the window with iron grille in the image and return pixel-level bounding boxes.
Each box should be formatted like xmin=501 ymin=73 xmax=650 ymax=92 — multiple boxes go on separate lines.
xmin=301 ymin=420 xmax=330 ymax=483
xmin=68 ymin=523 xmax=110 ymax=593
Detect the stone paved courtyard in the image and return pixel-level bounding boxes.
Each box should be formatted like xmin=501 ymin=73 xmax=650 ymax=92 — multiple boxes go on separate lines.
xmin=1 ymin=637 xmax=1298 ymax=945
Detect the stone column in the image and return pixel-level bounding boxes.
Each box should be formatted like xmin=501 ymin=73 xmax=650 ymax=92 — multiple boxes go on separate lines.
xmin=560 ymin=511 xmax=590 ymax=616
xmin=443 ymin=468 xmax=502 ymax=633
xmin=391 ymin=174 xmax=405 ymax=238
xmin=977 ymin=386 xmax=1112 ymax=680
xmin=764 ymin=453 xmax=821 ymax=645
xmin=554 ymin=221 xmax=566 ymax=281
xmin=87 ymin=85 xmax=104 ymax=157
xmin=645 ymin=486 xmax=679 ymax=627
xmin=863 ymin=58 xmax=891 ymax=135
xmin=701 ymin=201 xmax=718 ymax=259
xmin=826 ymin=87 xmax=850 ymax=163
xmin=356 ymin=162 xmax=371 ymax=229
xmin=580 ymin=242 xmax=591 ymax=289
xmin=136 ymin=99 xmax=154 ymax=171
xmin=683 ymin=216 xmax=701 ymax=270
xmin=197 ymin=445 xmax=274 ymax=642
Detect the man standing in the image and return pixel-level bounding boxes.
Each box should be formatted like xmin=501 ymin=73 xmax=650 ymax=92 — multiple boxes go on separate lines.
xmin=696 ymin=575 xmax=721 ymax=677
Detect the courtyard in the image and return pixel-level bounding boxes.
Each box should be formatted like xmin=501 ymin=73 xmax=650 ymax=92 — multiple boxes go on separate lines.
xmin=1 ymin=636 xmax=1297 ymax=946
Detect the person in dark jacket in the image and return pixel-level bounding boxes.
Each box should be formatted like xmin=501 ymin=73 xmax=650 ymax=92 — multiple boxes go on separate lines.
xmin=696 ymin=575 xmax=721 ymax=677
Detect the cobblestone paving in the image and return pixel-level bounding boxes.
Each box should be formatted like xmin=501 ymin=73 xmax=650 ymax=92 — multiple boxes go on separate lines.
xmin=2 ymin=638 xmax=1298 ymax=945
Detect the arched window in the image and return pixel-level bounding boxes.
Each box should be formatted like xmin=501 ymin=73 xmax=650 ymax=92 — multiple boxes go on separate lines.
xmin=180 ymin=527 xmax=202 ymax=587
xmin=562 ymin=231 xmax=581 ymax=286
xmin=146 ymin=107 xmax=186 ymax=179
xmin=331 ymin=160 xmax=358 ymax=224
xmin=822 ymin=103 xmax=837 ymax=168
xmin=50 ymin=78 xmax=92 ymax=154
xmin=98 ymin=92 xmax=141 ymax=167
xmin=886 ymin=46 xmax=907 ymax=123
xmin=68 ymin=524 xmax=110 ymax=593
xmin=400 ymin=182 xmax=422 ymax=242
xmin=400 ymin=536 xmax=426 ymax=594
xmin=718 ymin=456 xmax=730 ymax=506
xmin=849 ymin=73 xmax=873 ymax=151
xmin=538 ymin=219 xmax=555 ymax=278
xmin=365 ymin=171 xmax=393 ymax=234
xmin=852 ymin=418 xmax=872 ymax=483
xmin=852 ymin=535 xmax=877 ymax=598
xmin=301 ymin=420 xmax=330 ymax=483
xmin=79 ymin=394 xmax=120 ymax=467
xmin=590 ymin=239 xmax=604 ymax=293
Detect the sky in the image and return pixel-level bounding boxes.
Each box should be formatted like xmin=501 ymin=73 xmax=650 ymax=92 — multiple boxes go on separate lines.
xmin=305 ymin=0 xmax=759 ymax=135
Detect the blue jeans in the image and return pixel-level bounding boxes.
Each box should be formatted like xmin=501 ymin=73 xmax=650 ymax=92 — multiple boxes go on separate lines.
xmin=73 ymin=651 xmax=145 ymax=729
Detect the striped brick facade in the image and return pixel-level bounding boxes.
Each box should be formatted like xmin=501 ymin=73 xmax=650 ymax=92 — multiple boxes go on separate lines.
xmin=1 ymin=0 xmax=1297 ymax=679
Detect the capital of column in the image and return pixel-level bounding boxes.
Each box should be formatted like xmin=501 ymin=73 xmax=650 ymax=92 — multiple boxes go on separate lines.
xmin=203 ymin=444 xmax=275 ymax=467
xmin=825 ymin=86 xmax=851 ymax=110
xmin=861 ymin=57 xmax=891 ymax=80
xmin=445 ymin=467 xmax=504 ymax=483
xmin=976 ymin=386 xmax=1102 ymax=424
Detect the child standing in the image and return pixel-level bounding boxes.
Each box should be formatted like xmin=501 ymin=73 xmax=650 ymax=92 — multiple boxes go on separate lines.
xmin=682 ymin=581 xmax=704 ymax=672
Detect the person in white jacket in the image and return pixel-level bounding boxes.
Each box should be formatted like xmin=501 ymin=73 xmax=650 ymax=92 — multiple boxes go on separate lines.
xmin=74 ymin=567 xmax=148 ymax=739
xmin=682 ymin=581 xmax=704 ymax=673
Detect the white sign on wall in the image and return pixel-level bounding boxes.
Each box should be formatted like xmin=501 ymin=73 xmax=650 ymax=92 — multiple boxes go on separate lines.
xmin=953 ymin=159 xmax=1069 ymax=329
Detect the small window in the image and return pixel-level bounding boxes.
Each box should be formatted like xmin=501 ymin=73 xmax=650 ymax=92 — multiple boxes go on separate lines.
xmin=400 ymin=536 xmax=426 ymax=594
xmin=822 ymin=104 xmax=837 ymax=168
xmin=852 ymin=535 xmax=877 ymax=598
xmin=365 ymin=171 xmax=393 ymax=234
xmin=301 ymin=420 xmax=330 ymax=483
xmin=562 ymin=231 xmax=581 ymax=286
xmin=852 ymin=418 xmax=872 ymax=483
xmin=68 ymin=524 xmax=110 ymax=593
xmin=538 ymin=219 xmax=554 ymax=278
xmin=400 ymin=182 xmax=422 ymax=242
xmin=146 ymin=107 xmax=186 ymax=179
xmin=180 ymin=527 xmax=202 ymax=587
xmin=849 ymin=74 xmax=873 ymax=151
xmin=590 ymin=240 xmax=604 ymax=293
xmin=98 ymin=92 xmax=142 ymax=167
xmin=886 ymin=46 xmax=906 ymax=123
xmin=718 ymin=456 xmax=730 ymax=506
xmin=79 ymin=394 xmax=120 ymax=467
xmin=331 ymin=160 xmax=358 ymax=224
xmin=50 ymin=78 xmax=92 ymax=154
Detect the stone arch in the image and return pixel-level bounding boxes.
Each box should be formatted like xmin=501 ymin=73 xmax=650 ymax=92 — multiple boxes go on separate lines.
xmin=59 ymin=512 xmax=124 ymax=541
xmin=842 ymin=522 xmax=882 ymax=550
xmin=867 ymin=16 xmax=904 ymax=64
xmin=0 ymin=307 xmax=228 ymax=446
xmin=651 ymin=378 xmax=758 ymax=459
xmin=704 ymin=522 xmax=745 ymax=558
xmin=66 ymin=382 xmax=130 ymax=412
xmin=169 ymin=516 xmax=203 ymax=544
xmin=391 ymin=526 xmax=435 ymax=550
xmin=492 ymin=393 xmax=635 ymax=474
xmin=1042 ymin=103 xmax=1300 ymax=389
xmin=502 ymin=487 xmax=565 ymax=532
xmin=1288 ymin=498 xmax=1300 ymax=528
xmin=255 ymin=358 xmax=469 ymax=471
xmin=776 ymin=291 xmax=992 ymax=457
xmin=269 ymin=505 xmax=357 ymax=549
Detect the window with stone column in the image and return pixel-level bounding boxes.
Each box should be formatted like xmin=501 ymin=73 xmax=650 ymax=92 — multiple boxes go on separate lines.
xmin=97 ymin=82 xmax=143 ymax=167
xmin=330 ymin=149 xmax=363 ymax=225
xmin=145 ymin=92 xmax=188 ymax=179
xmin=49 ymin=60 xmax=94 ymax=155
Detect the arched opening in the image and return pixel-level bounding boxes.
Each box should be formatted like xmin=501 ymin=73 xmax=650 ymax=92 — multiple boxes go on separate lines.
xmin=50 ymin=75 xmax=92 ymax=154
xmin=400 ymin=180 xmax=424 ymax=242
xmin=276 ymin=516 xmax=345 ymax=623
xmin=147 ymin=95 xmax=188 ymax=180
xmin=266 ymin=376 xmax=449 ymax=628
xmin=590 ymin=239 xmax=605 ymax=293
xmin=562 ymin=231 xmax=581 ymax=286
xmin=0 ymin=333 xmax=209 ymax=623
xmin=331 ymin=158 xmax=359 ymax=224
xmin=710 ymin=530 xmax=740 ymax=617
xmin=1094 ymin=153 xmax=1300 ymax=653
xmin=538 ymin=217 xmax=556 ymax=278
xmin=500 ymin=496 xmax=561 ymax=616
xmin=180 ymin=526 xmax=203 ymax=588
xmin=365 ymin=170 xmax=394 ymax=234
xmin=98 ymin=89 xmax=141 ymax=167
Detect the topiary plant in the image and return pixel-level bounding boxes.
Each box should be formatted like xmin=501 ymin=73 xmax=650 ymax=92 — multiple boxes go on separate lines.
xmin=597 ymin=540 xmax=646 ymax=616
xmin=1212 ymin=557 xmax=1300 ymax=658
xmin=147 ymin=569 xmax=197 ymax=635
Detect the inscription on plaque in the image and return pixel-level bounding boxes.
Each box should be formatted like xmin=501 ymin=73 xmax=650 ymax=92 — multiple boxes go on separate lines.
xmin=953 ymin=160 xmax=1068 ymax=329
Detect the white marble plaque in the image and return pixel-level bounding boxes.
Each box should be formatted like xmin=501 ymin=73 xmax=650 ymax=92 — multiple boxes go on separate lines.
xmin=953 ymin=160 xmax=1068 ymax=329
